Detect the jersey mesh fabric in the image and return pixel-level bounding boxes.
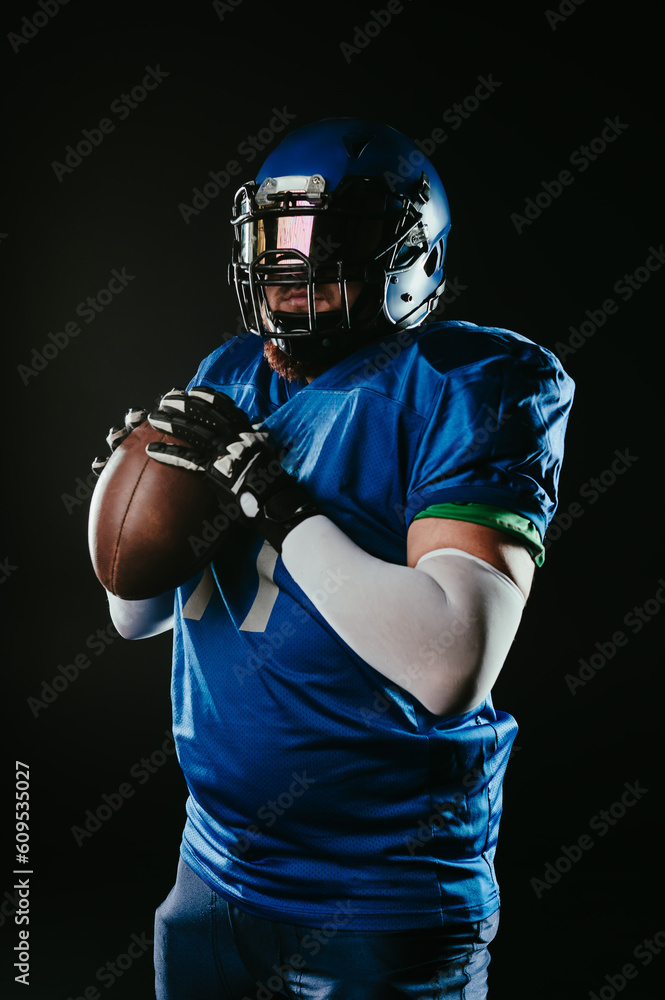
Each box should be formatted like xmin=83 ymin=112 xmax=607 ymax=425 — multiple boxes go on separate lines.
xmin=171 ymin=320 xmax=574 ymax=930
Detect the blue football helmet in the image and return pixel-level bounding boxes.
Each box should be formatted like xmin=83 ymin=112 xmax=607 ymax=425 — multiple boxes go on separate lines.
xmin=228 ymin=117 xmax=451 ymax=359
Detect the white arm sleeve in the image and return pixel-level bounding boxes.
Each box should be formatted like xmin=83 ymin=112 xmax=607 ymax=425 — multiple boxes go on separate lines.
xmin=281 ymin=515 xmax=526 ymax=716
xmin=107 ymin=590 xmax=175 ymax=640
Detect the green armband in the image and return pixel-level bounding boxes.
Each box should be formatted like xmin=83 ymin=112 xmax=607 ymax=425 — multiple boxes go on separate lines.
xmin=412 ymin=502 xmax=546 ymax=568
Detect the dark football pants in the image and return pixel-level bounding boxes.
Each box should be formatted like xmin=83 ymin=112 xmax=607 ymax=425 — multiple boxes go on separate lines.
xmin=154 ymin=856 xmax=499 ymax=999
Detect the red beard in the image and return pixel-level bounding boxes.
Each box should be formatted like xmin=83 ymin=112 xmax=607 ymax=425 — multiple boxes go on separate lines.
xmin=262 ymin=322 xmax=389 ymax=383
xmin=263 ymin=340 xmax=340 ymax=383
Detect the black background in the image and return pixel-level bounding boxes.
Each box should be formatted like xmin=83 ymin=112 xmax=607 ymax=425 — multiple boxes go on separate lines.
xmin=3 ymin=1 xmax=664 ymax=997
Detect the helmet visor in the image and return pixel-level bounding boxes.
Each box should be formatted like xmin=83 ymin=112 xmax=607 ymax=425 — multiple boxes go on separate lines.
xmin=238 ymin=207 xmax=392 ymax=275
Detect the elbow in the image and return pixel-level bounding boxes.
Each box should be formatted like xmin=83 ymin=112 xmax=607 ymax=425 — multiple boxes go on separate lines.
xmin=412 ymin=649 xmax=489 ymax=717
xmin=417 ymin=675 xmax=485 ymax=718
xmin=112 ymin=618 xmax=148 ymax=641
xmin=106 ymin=590 xmax=175 ymax=640
xmin=112 ymin=611 xmax=174 ymax=641
xmin=109 ymin=608 xmax=149 ymax=641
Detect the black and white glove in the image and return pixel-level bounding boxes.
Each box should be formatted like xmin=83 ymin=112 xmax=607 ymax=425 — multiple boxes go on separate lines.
xmin=91 ymin=407 xmax=149 ymax=476
xmin=146 ymin=386 xmax=321 ymax=553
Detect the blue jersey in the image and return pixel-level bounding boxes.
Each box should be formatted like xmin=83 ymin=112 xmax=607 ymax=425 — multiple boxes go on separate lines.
xmin=171 ymin=320 xmax=574 ymax=930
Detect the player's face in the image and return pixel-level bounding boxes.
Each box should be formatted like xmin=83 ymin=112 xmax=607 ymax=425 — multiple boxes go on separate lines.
xmin=261 ymin=277 xmax=380 ymax=384
xmin=264 ymin=279 xmax=364 ymax=314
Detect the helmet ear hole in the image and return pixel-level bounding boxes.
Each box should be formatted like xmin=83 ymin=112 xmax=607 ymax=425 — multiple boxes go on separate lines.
xmin=424 ymin=241 xmax=442 ymax=278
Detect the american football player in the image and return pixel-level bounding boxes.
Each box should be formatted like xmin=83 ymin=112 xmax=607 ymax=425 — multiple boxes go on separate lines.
xmin=97 ymin=118 xmax=574 ymax=998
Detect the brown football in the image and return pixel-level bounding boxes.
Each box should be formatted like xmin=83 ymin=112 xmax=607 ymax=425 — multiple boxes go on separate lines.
xmin=88 ymin=421 xmax=230 ymax=599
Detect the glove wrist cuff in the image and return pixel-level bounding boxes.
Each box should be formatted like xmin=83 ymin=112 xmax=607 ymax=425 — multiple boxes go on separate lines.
xmin=254 ymin=490 xmax=321 ymax=553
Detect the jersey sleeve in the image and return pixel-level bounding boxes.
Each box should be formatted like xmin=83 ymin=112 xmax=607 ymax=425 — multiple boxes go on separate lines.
xmin=404 ymin=346 xmax=574 ymax=544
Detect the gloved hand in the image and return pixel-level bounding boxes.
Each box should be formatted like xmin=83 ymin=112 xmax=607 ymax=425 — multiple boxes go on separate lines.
xmin=91 ymin=407 xmax=149 ymax=476
xmin=146 ymin=386 xmax=320 ymax=553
